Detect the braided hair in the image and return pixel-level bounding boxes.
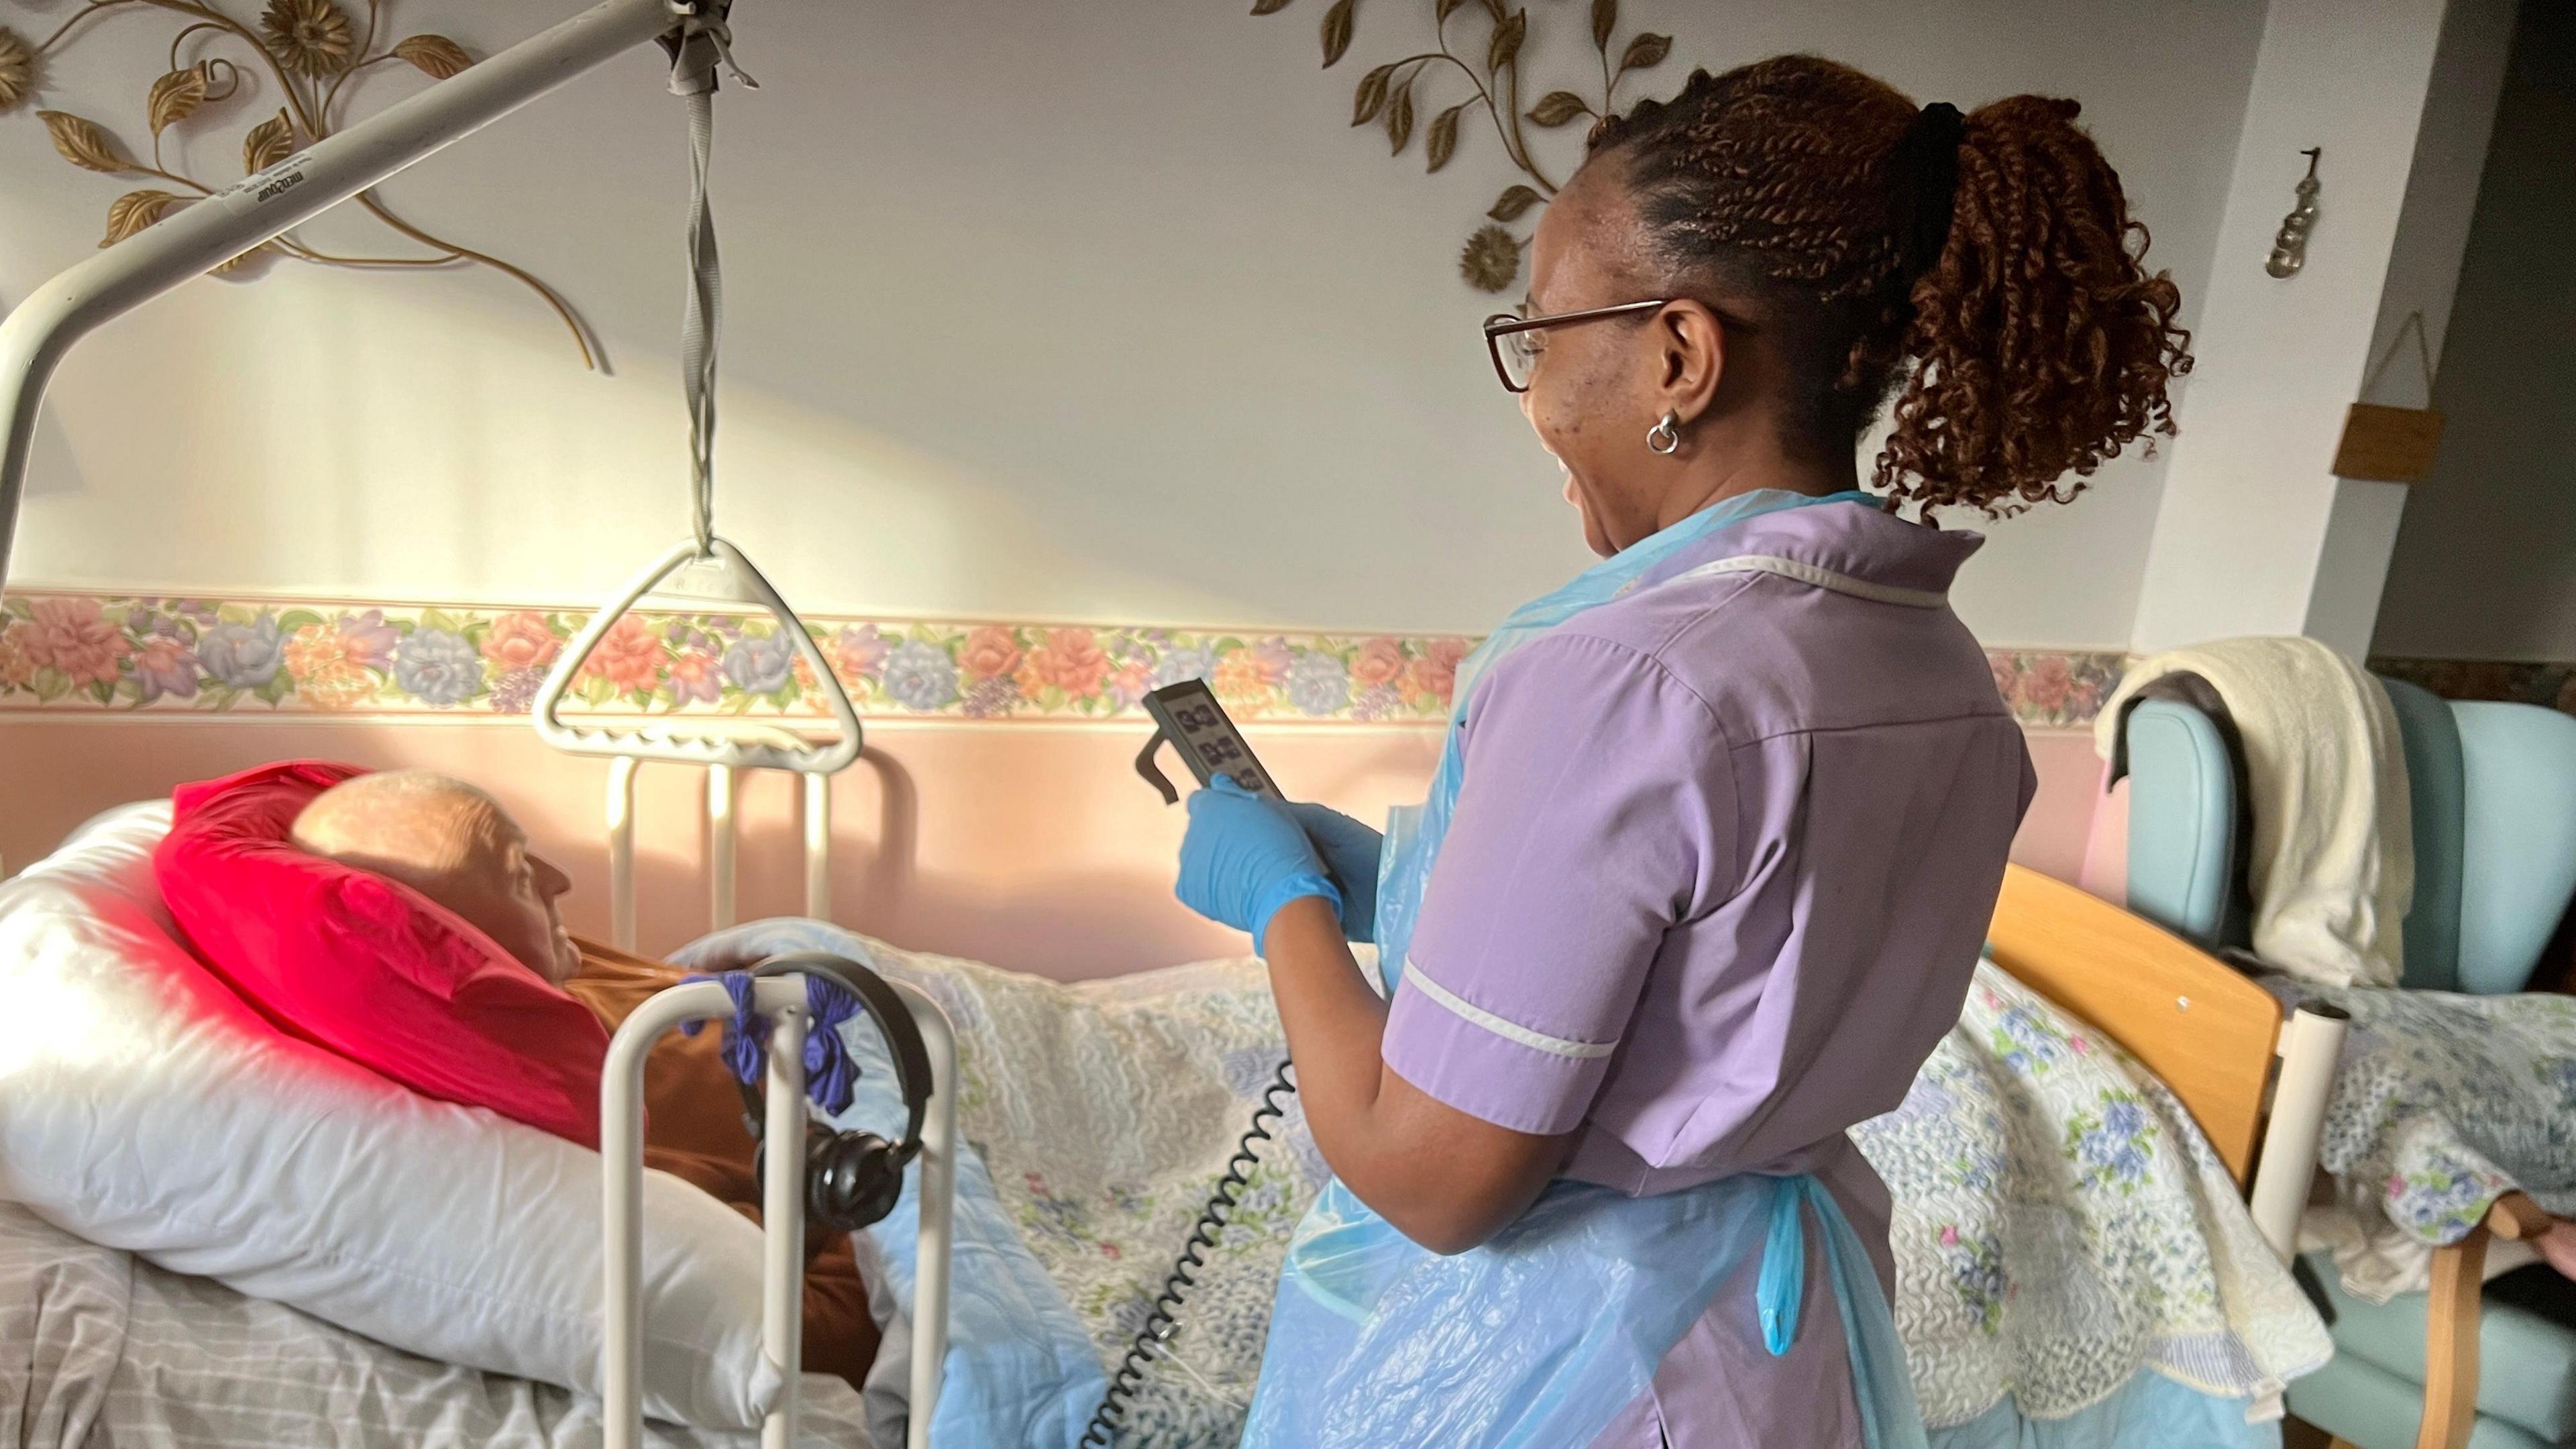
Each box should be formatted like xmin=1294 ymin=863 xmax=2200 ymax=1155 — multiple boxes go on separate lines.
xmin=1586 ymin=56 xmax=2193 ymax=516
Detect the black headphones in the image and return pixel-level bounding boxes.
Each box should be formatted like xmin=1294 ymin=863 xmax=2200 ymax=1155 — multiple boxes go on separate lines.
xmin=732 ymin=953 xmax=932 ymax=1234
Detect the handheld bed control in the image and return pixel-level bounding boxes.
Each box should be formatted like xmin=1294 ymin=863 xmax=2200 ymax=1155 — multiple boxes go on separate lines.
xmin=1090 ymin=678 xmax=1295 ymax=1446
xmin=1135 ymin=680 xmax=1280 ymax=804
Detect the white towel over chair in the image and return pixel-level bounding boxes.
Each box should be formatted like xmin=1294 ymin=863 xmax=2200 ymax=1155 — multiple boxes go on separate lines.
xmin=2096 ymin=636 xmax=2414 ymax=988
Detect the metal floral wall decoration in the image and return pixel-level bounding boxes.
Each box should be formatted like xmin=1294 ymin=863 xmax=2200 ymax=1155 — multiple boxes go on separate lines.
xmin=1 ymin=1 xmax=594 ymax=366
xmin=1253 ymin=0 xmax=1671 ymax=292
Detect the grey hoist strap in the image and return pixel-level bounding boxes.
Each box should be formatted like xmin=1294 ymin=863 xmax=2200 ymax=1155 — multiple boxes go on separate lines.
xmin=666 ymin=5 xmax=758 ymax=557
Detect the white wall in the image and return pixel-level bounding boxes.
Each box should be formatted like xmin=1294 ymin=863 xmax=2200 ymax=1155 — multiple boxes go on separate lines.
xmin=0 ymin=0 xmax=2263 ymax=645
xmin=2367 ymin=0 xmax=2520 ymax=412
xmin=2298 ymin=0 xmax=2518 ymax=657
xmin=2372 ymin=0 xmax=2576 ymax=661
xmin=2123 ymin=0 xmax=2495 ymax=658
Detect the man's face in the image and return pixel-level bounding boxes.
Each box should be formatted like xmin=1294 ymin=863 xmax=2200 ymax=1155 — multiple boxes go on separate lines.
xmin=451 ymin=812 xmax=582 ymax=986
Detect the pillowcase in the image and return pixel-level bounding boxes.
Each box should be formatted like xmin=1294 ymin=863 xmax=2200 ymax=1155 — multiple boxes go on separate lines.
xmin=0 ymin=802 xmax=787 ymax=1430
xmin=153 ymin=760 xmax=610 ymax=1147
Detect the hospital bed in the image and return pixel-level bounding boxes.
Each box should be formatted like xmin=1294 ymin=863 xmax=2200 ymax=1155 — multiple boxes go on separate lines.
xmin=0 ymin=777 xmax=2341 ymax=1449
xmin=0 ymin=792 xmax=2334 ymax=1449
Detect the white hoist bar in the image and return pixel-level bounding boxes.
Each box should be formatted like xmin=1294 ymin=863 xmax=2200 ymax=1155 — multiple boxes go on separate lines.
xmin=603 ymin=749 xmax=841 ymax=953
xmin=0 ymin=0 xmax=686 ymax=597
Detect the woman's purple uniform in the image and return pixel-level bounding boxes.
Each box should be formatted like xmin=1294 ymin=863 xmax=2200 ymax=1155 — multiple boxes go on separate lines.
xmin=1379 ymin=502 xmax=2035 ymax=1446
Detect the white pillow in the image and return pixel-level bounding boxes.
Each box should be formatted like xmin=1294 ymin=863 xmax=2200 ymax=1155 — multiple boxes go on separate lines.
xmin=0 ymin=802 xmax=782 ymax=1430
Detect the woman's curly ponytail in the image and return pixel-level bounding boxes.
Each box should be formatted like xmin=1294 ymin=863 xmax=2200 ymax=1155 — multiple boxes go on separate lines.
xmin=1588 ymin=57 xmax=2194 ymax=515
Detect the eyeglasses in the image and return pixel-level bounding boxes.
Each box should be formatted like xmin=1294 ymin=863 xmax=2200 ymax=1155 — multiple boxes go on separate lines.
xmin=1481 ymin=297 xmax=1758 ymax=393
xmin=1481 ymin=299 xmax=1670 ymax=393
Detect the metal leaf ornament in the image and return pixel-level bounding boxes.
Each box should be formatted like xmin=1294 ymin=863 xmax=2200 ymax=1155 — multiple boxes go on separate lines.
xmin=1255 ymin=0 xmax=1672 ymax=291
xmin=103 ymin=189 xmax=184 ymax=246
xmin=146 ymin=69 xmax=208 ymax=134
xmin=1489 ymin=184 xmax=1541 ymax=221
xmin=10 ymin=2 xmax=594 ymax=366
xmin=1527 ymin=91 xmax=1591 ymax=129
xmin=1619 ymin=32 xmax=1672 ymax=72
xmin=1426 ymin=102 xmax=1464 ymax=172
xmin=1351 ymin=62 xmax=1393 ymax=125
xmin=392 ymin=35 xmax=473 ymax=80
xmin=1320 ymin=0 xmax=1356 ymax=67
xmin=1485 ymin=9 xmax=1525 ymax=72
xmin=40 ymin=111 xmax=134 ymax=174
xmin=243 ymin=109 xmax=295 ymax=172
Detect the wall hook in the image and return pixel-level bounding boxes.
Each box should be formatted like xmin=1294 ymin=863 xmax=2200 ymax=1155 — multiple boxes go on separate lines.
xmin=2265 ymin=148 xmax=2322 ymax=278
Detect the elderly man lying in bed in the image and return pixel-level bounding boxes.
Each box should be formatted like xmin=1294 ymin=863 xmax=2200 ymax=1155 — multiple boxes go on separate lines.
xmin=280 ymin=767 xmax=883 ymax=1389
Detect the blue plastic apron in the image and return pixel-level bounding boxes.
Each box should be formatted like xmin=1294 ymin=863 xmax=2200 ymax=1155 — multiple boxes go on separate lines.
xmin=1238 ymin=490 xmax=1929 ymax=1449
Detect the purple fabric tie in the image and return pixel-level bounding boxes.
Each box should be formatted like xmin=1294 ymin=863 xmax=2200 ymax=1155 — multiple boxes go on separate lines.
xmin=678 ymin=971 xmax=863 ymax=1116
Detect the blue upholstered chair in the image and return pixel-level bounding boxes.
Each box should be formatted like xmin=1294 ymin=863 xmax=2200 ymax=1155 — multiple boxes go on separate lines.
xmin=2120 ymin=678 xmax=2576 ymax=1449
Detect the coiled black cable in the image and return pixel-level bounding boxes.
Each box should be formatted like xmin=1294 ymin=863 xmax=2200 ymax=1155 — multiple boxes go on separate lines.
xmin=1077 ymin=1059 xmax=1298 ymax=1448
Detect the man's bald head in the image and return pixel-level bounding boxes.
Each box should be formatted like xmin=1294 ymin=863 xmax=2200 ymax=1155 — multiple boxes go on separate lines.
xmin=292 ymin=771 xmax=581 ymax=983
xmin=292 ymin=770 xmax=508 ymax=875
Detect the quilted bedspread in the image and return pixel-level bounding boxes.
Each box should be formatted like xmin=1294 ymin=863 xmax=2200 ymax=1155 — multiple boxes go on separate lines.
xmin=684 ymin=922 xmax=2328 ymax=1446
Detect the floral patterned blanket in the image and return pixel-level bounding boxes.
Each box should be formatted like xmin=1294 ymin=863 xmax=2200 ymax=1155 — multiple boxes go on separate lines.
xmin=2261 ymin=979 xmax=2576 ymax=1301
xmin=685 ymin=923 xmax=2325 ymax=1445
xmin=1858 ymin=968 xmax=2327 ymax=1426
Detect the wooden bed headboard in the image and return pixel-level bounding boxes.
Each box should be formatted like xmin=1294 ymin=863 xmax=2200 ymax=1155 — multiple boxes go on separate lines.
xmin=1984 ymin=864 xmax=2282 ymax=1186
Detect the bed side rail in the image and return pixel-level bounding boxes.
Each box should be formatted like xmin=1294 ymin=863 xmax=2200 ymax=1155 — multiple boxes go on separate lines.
xmin=602 ymin=968 xmax=955 ymax=1449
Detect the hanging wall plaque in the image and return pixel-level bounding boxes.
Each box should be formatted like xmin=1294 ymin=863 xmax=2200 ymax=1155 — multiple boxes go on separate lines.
xmin=2330 ymin=311 xmax=2445 ymax=484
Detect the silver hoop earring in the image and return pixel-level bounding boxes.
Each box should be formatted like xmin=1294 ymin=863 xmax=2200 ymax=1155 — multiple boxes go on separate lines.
xmin=1646 ymin=410 xmax=1681 ymax=455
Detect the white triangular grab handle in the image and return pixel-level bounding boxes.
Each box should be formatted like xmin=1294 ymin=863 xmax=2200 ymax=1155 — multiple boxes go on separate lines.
xmin=533 ymin=537 xmax=863 ymax=775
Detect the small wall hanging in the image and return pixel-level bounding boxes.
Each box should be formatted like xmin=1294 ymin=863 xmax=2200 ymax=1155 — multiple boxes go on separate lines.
xmin=2331 ymin=309 xmax=2446 ymax=484
xmin=2264 ymin=146 xmax=2320 ymax=280
xmin=1 ymin=1 xmax=594 ymax=368
xmin=1251 ymin=0 xmax=1672 ymax=294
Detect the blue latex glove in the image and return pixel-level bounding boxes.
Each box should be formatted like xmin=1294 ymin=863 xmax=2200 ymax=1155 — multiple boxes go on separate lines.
xmin=1287 ymin=802 xmax=1383 ymax=944
xmin=1177 ymin=775 xmax=1342 ymax=947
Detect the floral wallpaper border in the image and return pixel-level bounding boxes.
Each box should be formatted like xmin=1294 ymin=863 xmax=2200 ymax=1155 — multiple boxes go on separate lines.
xmin=0 ymin=591 xmax=2131 ymax=728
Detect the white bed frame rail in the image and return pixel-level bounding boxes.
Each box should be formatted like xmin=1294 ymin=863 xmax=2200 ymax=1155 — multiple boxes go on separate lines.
xmin=602 ymin=969 xmax=955 ymax=1449
xmin=2251 ymin=1000 xmax=2350 ymax=1263
xmin=602 ymin=733 xmax=837 ymax=951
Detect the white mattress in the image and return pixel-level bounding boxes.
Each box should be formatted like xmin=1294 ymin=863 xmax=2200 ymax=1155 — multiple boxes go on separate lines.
xmin=0 ymin=1200 xmax=876 ymax=1448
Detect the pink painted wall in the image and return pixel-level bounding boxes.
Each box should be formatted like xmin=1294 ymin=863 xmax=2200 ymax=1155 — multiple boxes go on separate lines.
xmin=2012 ymin=729 xmax=2108 ymax=885
xmin=0 ymin=718 xmax=2111 ymax=980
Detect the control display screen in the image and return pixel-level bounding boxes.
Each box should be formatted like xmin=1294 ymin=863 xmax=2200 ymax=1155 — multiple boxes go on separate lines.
xmin=1144 ymin=682 xmax=1277 ymax=798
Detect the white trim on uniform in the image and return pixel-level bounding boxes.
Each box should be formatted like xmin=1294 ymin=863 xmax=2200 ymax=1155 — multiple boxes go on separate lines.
xmin=1401 ymin=960 xmax=1619 ymax=1059
xmin=1674 ymin=553 xmax=1949 ymax=608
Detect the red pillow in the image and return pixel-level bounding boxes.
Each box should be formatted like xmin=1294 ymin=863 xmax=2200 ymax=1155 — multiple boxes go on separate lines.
xmin=154 ymin=761 xmax=610 ymax=1148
